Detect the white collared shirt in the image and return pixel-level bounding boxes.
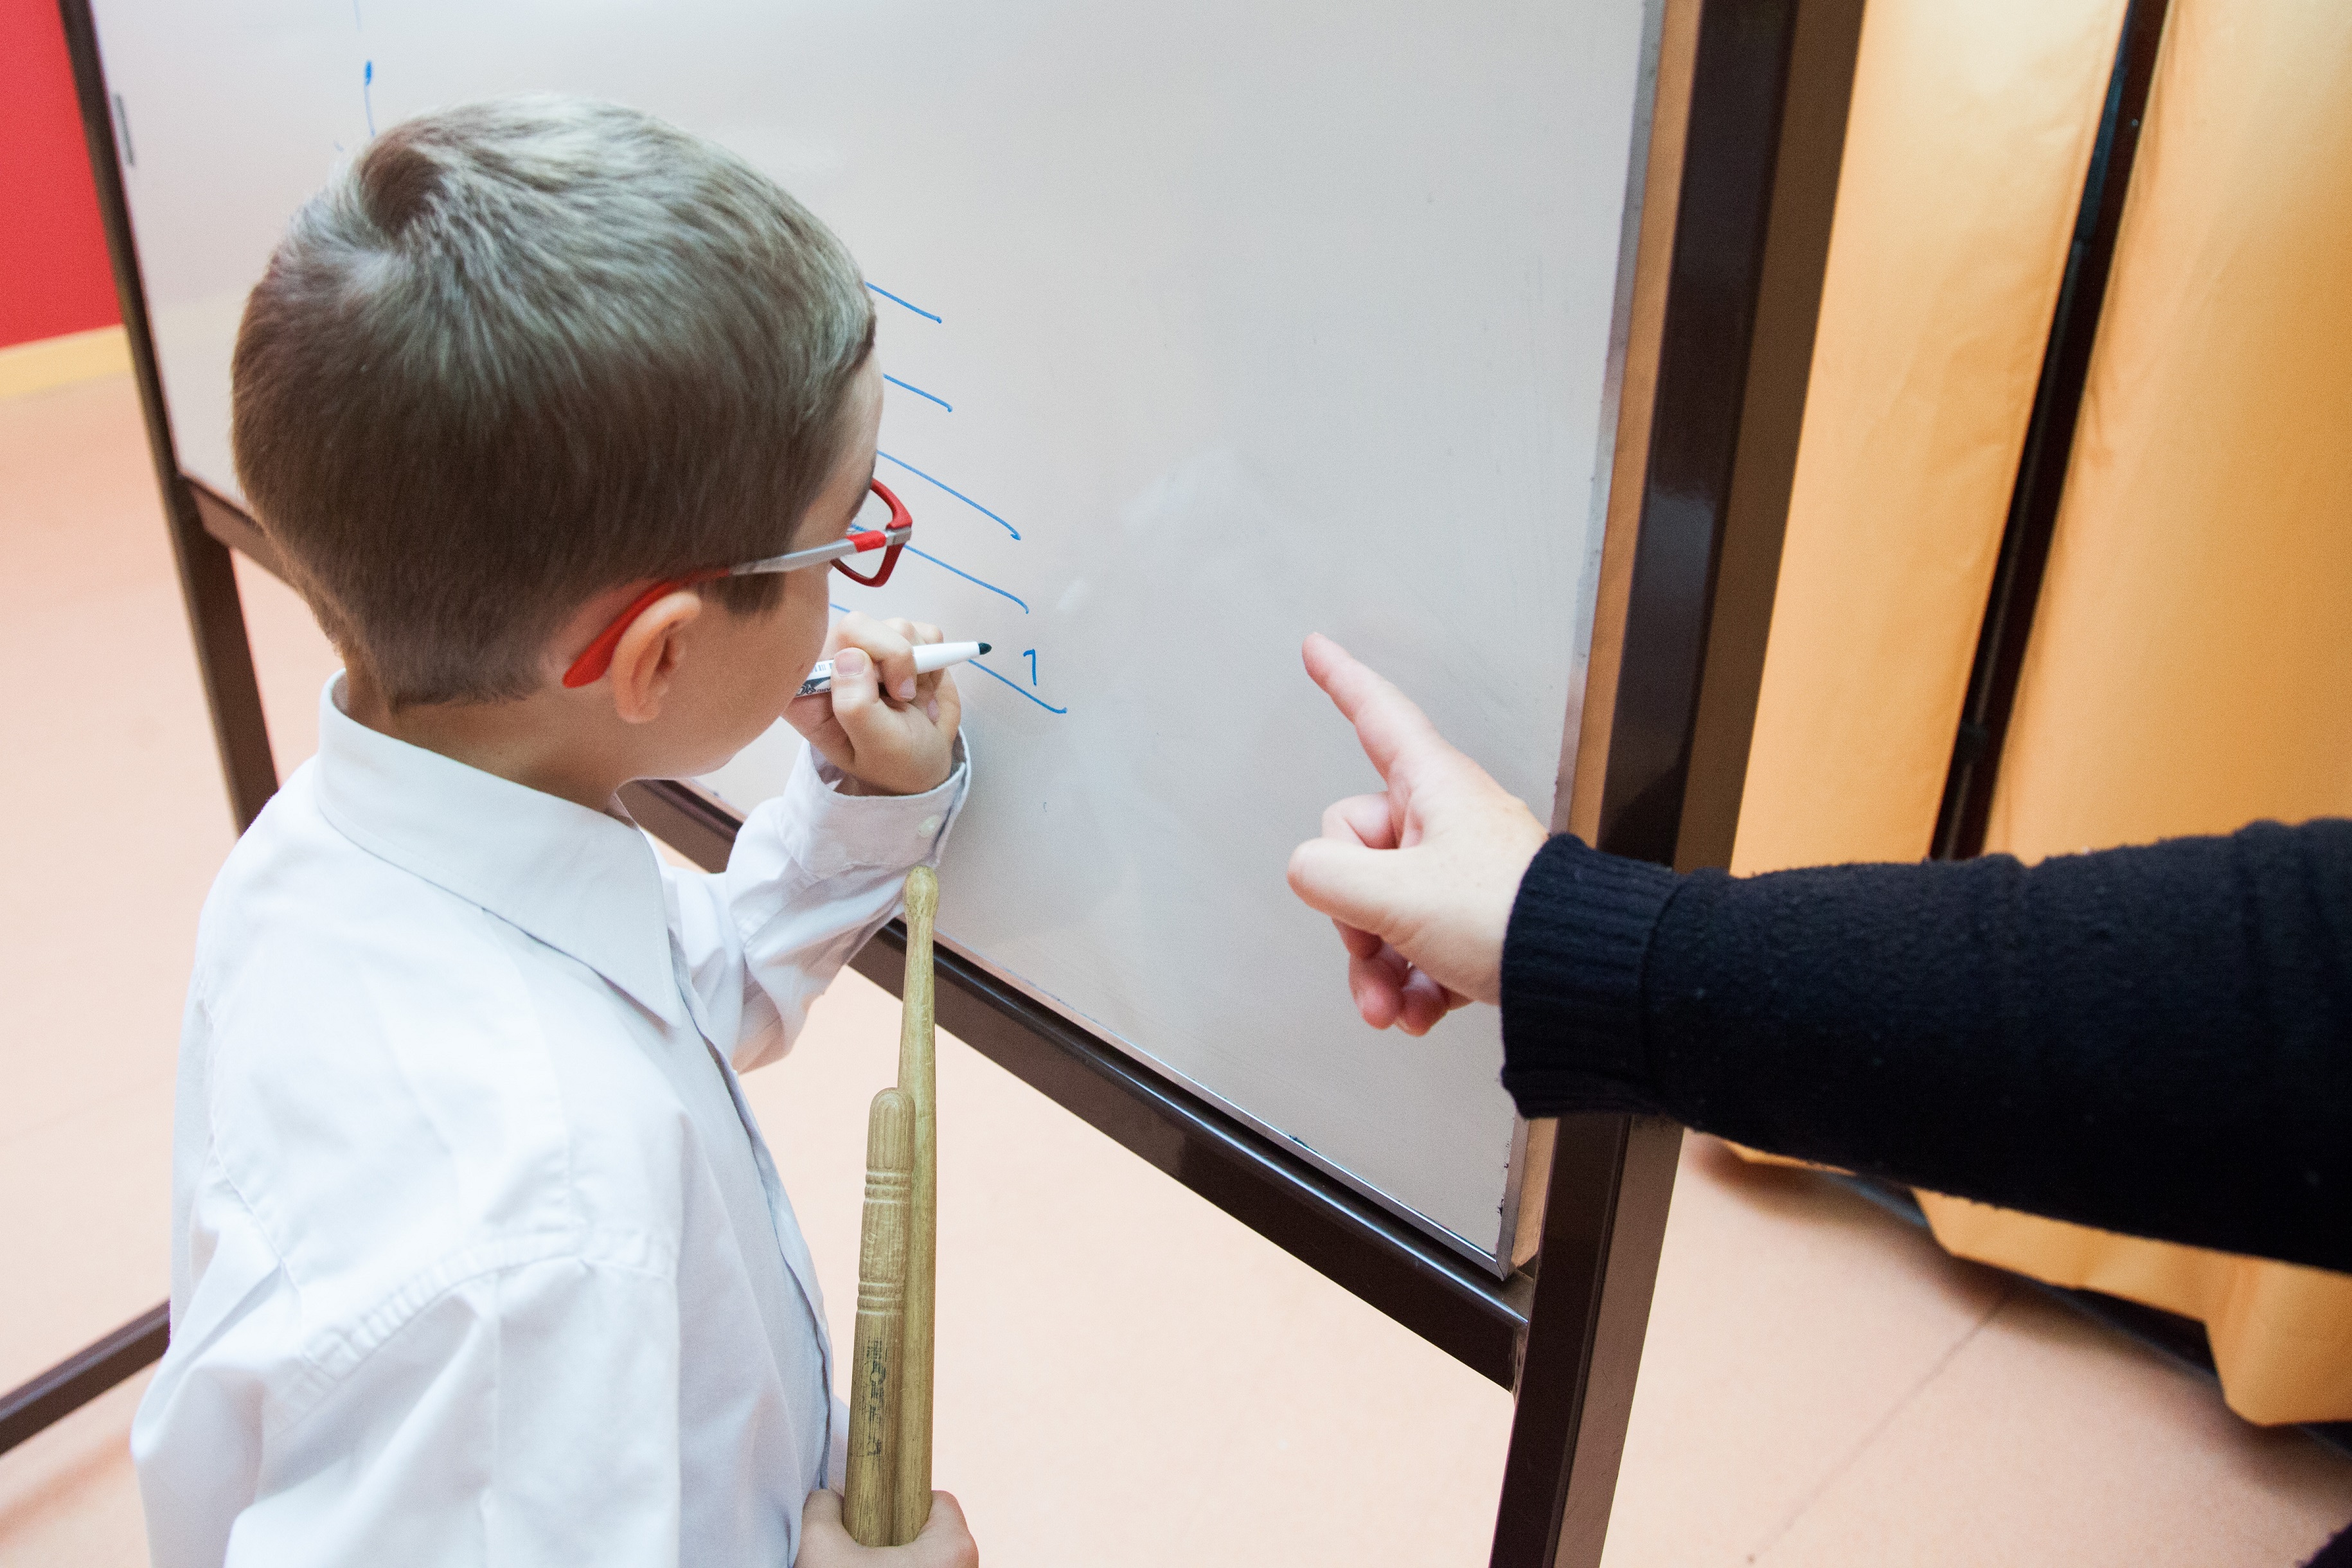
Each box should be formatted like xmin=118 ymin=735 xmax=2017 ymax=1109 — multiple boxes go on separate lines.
xmin=132 ymin=677 xmax=968 ymax=1568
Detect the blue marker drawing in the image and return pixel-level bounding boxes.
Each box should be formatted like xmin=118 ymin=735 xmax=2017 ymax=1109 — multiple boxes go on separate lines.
xmin=906 ymin=546 xmax=1029 ymax=613
xmin=362 ymin=60 xmax=375 ymax=136
xmin=865 ymin=283 xmax=941 ymax=323
xmin=830 ymin=601 xmax=850 ymax=615
xmin=878 ymin=451 xmax=1019 ymax=540
xmin=883 ymin=375 xmax=952 ymax=413
xmin=971 ymin=657 xmax=1067 ymax=715
xmin=1022 ymin=648 xmax=1038 ymax=685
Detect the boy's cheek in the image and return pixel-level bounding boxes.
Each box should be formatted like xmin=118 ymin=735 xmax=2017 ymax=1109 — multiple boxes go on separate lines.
xmin=770 ymin=585 xmax=833 ymax=695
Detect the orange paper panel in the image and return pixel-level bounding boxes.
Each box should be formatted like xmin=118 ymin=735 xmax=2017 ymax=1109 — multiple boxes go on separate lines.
xmin=1986 ymin=0 xmax=2352 ymax=855
xmin=1732 ymin=0 xmax=2127 ymax=875
xmin=1958 ymin=0 xmax=2352 ymax=1427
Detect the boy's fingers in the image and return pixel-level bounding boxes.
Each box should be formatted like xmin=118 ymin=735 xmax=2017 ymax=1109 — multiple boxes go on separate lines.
xmin=929 ymin=670 xmax=963 ymax=745
xmin=886 ymin=618 xmax=943 ymax=646
xmin=826 ymin=659 xmax=960 ymax=797
xmin=827 ymin=647 xmax=883 ymax=744
xmin=916 ymin=1490 xmax=968 ymax=1537
xmin=837 ymin=616 xmax=920 ymax=704
xmin=782 ymin=691 xmax=846 ymax=755
xmin=1300 ymin=633 xmax=1453 ymax=788
xmin=912 ymin=1492 xmax=979 ymax=1567
xmin=886 ymin=619 xmax=949 ymax=702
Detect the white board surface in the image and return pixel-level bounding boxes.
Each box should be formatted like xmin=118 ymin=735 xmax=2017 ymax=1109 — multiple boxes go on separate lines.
xmin=93 ymin=0 xmax=1657 ymax=1262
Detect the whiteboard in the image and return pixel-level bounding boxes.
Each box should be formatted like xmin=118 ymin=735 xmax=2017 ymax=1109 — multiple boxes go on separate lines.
xmin=93 ymin=0 xmax=1658 ymax=1263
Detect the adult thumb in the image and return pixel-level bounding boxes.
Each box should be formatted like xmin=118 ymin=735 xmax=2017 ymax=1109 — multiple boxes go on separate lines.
xmin=1287 ymin=836 xmax=1412 ymax=943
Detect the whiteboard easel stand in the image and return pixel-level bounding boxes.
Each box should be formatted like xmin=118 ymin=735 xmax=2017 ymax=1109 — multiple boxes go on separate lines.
xmin=26 ymin=0 xmax=1865 ymax=1559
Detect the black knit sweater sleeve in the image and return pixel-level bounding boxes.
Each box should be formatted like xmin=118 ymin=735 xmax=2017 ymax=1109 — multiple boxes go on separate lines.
xmin=1498 ymin=819 xmax=2352 ymax=1274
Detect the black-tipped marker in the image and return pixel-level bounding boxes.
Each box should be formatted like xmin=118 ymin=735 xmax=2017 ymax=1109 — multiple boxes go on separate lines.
xmin=797 ymin=641 xmax=992 ymax=699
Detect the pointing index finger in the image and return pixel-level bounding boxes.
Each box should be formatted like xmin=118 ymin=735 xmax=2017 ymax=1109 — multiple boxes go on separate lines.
xmin=1300 ymin=632 xmax=1450 ymax=786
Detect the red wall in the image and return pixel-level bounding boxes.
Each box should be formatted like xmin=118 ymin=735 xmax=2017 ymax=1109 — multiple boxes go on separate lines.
xmin=1 ymin=0 xmax=121 ymax=349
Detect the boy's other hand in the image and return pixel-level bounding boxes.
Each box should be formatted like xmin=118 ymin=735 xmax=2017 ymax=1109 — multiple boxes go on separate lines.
xmin=1287 ymin=633 xmax=1548 ymax=1035
xmin=799 ymin=1490 xmax=979 ymax=1568
xmin=790 ymin=612 xmax=961 ymax=796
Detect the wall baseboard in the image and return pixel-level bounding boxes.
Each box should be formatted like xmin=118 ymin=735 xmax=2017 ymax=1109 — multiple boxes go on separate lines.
xmin=0 ymin=324 xmax=130 ymax=400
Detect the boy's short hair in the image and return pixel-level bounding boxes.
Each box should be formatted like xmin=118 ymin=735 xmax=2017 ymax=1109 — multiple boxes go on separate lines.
xmin=231 ymin=95 xmax=875 ymax=706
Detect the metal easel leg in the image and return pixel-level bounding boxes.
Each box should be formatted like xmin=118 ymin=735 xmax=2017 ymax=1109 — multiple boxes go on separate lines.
xmin=1490 ymin=1116 xmax=1682 ymax=1568
xmin=60 ymin=0 xmax=278 ymax=831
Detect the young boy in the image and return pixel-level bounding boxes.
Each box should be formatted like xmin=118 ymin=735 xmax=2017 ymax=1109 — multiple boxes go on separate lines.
xmin=130 ymin=97 xmax=979 ymax=1567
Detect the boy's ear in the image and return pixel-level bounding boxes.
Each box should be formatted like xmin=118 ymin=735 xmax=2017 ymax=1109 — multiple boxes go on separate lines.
xmin=607 ymin=590 xmax=704 ymax=724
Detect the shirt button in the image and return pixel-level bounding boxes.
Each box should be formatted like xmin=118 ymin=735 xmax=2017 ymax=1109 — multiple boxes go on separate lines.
xmin=918 ymin=815 xmax=942 ymax=837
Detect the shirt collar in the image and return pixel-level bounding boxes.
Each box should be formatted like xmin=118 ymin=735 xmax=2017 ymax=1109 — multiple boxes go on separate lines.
xmin=311 ymin=673 xmax=684 ymax=1026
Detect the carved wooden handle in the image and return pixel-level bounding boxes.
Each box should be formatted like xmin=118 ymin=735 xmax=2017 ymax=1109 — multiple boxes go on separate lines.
xmin=843 ymin=1087 xmax=913 ymax=1547
xmin=893 ymin=866 xmax=940 ymax=1545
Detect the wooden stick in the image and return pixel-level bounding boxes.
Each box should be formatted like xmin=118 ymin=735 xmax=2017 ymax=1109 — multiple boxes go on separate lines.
xmin=843 ymin=1087 xmax=913 ymax=1547
xmin=891 ymin=866 xmax=940 ymax=1546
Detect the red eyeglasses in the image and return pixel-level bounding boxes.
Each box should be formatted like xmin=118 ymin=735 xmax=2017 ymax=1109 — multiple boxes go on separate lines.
xmin=562 ymin=478 xmax=913 ymax=689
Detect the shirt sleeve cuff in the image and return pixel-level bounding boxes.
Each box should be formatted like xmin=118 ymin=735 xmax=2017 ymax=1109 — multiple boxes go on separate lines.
xmin=760 ymin=732 xmax=972 ymax=880
xmin=1499 ymin=835 xmax=1682 ymax=1116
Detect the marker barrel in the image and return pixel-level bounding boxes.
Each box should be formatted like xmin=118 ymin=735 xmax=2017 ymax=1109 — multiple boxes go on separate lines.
xmin=799 ymin=641 xmax=988 ymax=698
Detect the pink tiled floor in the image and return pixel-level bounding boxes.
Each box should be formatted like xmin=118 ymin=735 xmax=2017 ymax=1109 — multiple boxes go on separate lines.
xmin=4 ymin=373 xmax=2348 ymax=1566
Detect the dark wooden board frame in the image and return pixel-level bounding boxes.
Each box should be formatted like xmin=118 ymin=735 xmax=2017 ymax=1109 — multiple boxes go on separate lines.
xmin=21 ymin=0 xmax=1864 ymax=1559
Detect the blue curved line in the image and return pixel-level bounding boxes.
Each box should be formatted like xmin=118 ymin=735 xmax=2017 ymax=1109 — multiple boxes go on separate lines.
xmin=882 ymin=375 xmax=952 ymax=413
xmin=877 ymin=451 xmax=1019 ymax=539
xmin=970 ymin=657 xmax=1068 ymax=714
xmin=865 ymin=283 xmax=941 ymax=323
xmin=905 ymin=546 xmax=1029 ymax=613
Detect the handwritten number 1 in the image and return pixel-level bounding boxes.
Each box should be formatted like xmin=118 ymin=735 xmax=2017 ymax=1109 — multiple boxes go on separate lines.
xmin=1022 ymin=650 xmax=1038 ymax=686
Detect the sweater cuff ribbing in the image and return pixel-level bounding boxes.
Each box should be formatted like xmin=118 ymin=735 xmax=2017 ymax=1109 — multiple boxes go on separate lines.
xmin=1499 ymin=835 xmax=1680 ymax=1117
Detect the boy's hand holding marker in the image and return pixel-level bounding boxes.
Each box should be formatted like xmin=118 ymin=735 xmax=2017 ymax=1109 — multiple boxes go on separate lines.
xmin=788 ymin=611 xmax=976 ymax=797
xmin=1287 ymin=633 xmax=1549 ymax=1035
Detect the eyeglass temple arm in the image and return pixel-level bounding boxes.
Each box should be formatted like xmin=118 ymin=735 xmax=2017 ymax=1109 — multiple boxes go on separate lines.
xmin=728 ymin=522 xmax=912 ymax=578
xmin=561 ymin=569 xmax=724 ymax=688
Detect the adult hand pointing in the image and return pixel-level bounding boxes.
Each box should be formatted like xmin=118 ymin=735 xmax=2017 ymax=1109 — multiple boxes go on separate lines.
xmin=1285 ymin=634 xmax=1550 ymax=1035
